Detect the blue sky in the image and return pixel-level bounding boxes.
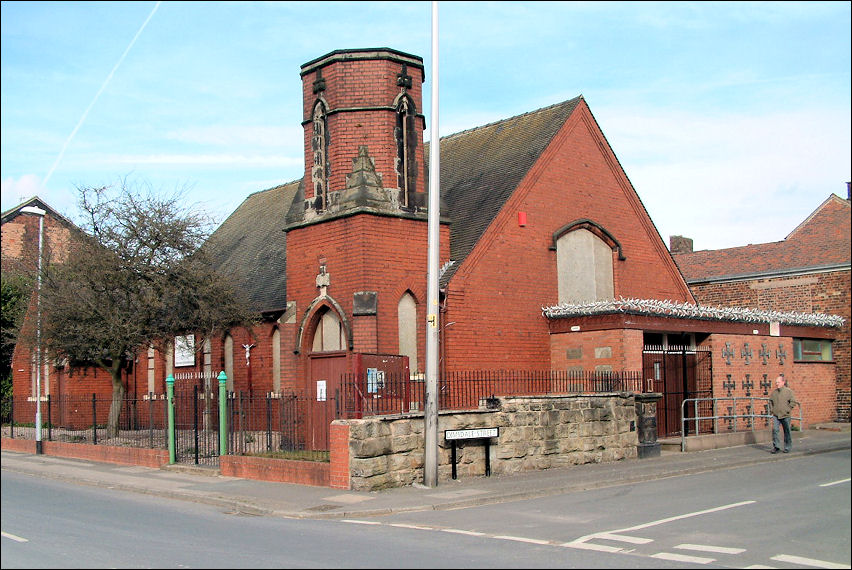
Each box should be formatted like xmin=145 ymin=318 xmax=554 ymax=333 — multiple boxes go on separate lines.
xmin=2 ymin=1 xmax=850 ymax=251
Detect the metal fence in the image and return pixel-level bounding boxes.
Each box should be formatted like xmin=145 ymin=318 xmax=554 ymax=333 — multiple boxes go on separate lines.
xmin=2 ymin=392 xmax=169 ymax=448
xmin=2 ymin=369 xmax=646 ymax=460
xmin=679 ymin=396 xmax=805 ymax=452
xmin=339 ymin=369 xmax=645 ymax=417
xmin=0 ymin=391 xmax=333 ymax=464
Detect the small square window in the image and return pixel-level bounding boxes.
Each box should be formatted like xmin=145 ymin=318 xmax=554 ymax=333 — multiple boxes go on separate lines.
xmin=793 ymin=338 xmax=833 ymax=362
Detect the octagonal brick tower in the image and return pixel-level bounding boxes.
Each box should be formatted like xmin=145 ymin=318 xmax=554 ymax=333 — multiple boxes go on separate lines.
xmin=287 ymin=48 xmax=429 ymax=224
xmin=284 ymin=48 xmax=446 ymax=385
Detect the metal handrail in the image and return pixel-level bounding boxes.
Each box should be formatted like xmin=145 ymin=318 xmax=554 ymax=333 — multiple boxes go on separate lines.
xmin=680 ymin=396 xmax=804 ymax=452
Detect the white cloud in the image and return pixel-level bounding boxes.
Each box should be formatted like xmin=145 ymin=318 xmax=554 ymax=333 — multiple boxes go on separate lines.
xmin=0 ymin=174 xmax=79 ymax=218
xmin=1 ymin=174 xmax=44 ymax=210
xmin=595 ymin=105 xmax=851 ymax=250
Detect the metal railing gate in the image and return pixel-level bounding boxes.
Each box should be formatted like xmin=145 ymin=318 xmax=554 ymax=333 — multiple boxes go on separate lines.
xmin=643 ymin=345 xmax=713 ymax=438
xmin=172 ymin=375 xmax=222 ymax=466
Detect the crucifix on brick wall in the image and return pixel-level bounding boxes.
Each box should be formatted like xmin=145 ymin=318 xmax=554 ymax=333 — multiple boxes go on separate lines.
xmin=243 ymin=343 xmax=255 ymax=367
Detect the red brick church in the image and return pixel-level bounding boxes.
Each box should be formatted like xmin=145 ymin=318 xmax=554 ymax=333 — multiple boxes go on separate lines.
xmin=8 ymin=48 xmax=845 ymax=435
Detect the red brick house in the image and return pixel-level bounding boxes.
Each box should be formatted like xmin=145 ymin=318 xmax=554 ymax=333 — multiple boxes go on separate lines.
xmin=672 ymin=191 xmax=851 ymax=422
xmin=1 ymin=196 xmax=76 ymax=275
xmin=8 ymin=48 xmax=845 ymax=439
xmin=2 ymin=197 xmax=103 ymax=406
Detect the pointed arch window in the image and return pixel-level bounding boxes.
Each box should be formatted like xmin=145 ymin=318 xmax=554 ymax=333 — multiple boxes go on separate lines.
xmin=398 ymin=292 xmax=418 ymax=373
xmin=271 ymin=327 xmax=281 ymax=393
xmin=311 ymin=307 xmax=344 ymax=352
xmin=147 ymin=345 xmax=156 ymax=394
xmin=224 ymin=333 xmax=234 ymax=391
xmin=554 ymin=224 xmax=618 ymax=303
xmin=311 ymin=101 xmax=329 ymax=210
xmin=395 ymin=96 xmax=418 ymax=208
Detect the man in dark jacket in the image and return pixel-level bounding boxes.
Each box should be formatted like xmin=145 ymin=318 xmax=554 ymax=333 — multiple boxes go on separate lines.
xmin=769 ymin=375 xmax=799 ymax=454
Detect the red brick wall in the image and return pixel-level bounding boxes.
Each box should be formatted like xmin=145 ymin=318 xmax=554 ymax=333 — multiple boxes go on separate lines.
xmin=329 ymin=422 xmax=350 ymax=489
xmin=707 ymin=334 xmax=835 ymax=426
xmin=286 ymin=214 xmax=450 ymax=386
xmin=443 ymin=101 xmax=693 ymax=370
xmin=301 ymin=55 xmax=426 ymax=199
xmin=1 ymin=210 xmax=72 ymax=274
xmin=1 ymin=438 xmax=170 ymax=468
xmin=550 ymin=328 xmax=644 ymax=372
xmin=219 ymin=455 xmax=330 ymax=487
xmin=690 ymin=270 xmax=850 ymax=421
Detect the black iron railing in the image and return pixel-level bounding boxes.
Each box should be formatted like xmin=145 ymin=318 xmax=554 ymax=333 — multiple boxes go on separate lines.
xmin=2 ymin=369 xmax=645 ymax=456
xmin=339 ymin=369 xmax=644 ymax=417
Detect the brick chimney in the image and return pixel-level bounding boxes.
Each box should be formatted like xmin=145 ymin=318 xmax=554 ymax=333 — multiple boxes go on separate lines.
xmin=670 ymin=235 xmax=693 ymax=254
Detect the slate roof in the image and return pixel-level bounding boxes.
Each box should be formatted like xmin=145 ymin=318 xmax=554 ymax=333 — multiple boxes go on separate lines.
xmin=429 ymin=97 xmax=582 ymax=284
xmin=205 ymin=181 xmax=298 ymax=314
xmin=673 ymin=194 xmax=851 ymax=283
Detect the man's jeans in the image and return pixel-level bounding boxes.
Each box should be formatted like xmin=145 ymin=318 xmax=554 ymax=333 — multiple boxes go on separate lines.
xmin=773 ymin=416 xmax=792 ymax=452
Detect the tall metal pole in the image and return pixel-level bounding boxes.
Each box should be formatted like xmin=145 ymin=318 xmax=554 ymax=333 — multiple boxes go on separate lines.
xmin=423 ymin=0 xmax=440 ymax=488
xmin=22 ymin=205 xmax=46 ymax=454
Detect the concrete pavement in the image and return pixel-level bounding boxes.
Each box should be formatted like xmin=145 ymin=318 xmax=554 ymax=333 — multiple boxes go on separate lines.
xmin=2 ymin=426 xmax=849 ymax=520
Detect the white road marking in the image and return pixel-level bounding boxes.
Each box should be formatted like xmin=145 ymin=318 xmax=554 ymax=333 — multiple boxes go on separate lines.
xmin=1 ymin=531 xmax=29 ymax=543
xmin=389 ymin=523 xmax=434 ymax=531
xmin=608 ymin=500 xmax=757 ymax=534
xmin=771 ymin=554 xmax=851 ymax=569
xmin=492 ymin=535 xmax=551 ymax=545
xmin=341 ymin=519 xmax=381 ymax=525
xmin=743 ymin=566 xmax=776 ymax=569
xmin=675 ymin=543 xmax=746 ymax=554
xmin=652 ymin=552 xmax=716 ymax=564
xmin=563 ymin=541 xmax=623 ymax=552
xmin=597 ymin=532 xmax=653 ymax=544
xmin=563 ymin=500 xmax=755 ymax=550
xmin=819 ymin=478 xmax=851 ymax=487
xmin=439 ymin=528 xmax=486 ymax=537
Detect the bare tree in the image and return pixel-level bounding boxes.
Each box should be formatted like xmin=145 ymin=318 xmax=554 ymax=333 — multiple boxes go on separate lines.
xmin=37 ymin=182 xmax=258 ymax=437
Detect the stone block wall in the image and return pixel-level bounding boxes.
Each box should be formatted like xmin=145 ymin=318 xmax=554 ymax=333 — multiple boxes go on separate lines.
xmin=335 ymin=393 xmax=639 ymax=491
